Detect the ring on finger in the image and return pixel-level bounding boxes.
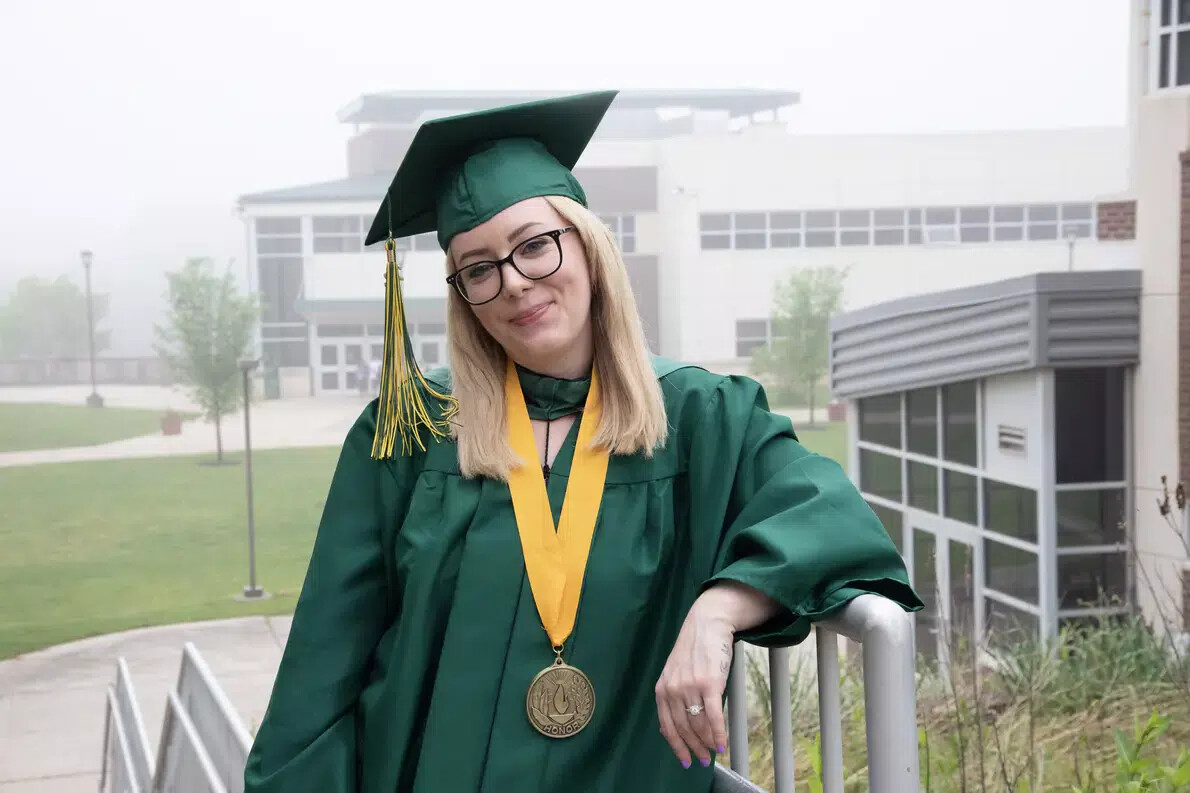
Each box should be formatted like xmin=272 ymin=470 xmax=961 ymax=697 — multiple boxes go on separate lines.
xmin=685 ymin=703 xmax=704 ymax=716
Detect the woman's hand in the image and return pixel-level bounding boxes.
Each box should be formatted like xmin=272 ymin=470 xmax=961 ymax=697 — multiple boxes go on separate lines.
xmin=655 ymin=581 xmax=781 ymax=768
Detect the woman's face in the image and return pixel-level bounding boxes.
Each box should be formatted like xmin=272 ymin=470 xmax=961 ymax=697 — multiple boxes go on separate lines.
xmin=448 ymin=197 xmax=593 ymax=370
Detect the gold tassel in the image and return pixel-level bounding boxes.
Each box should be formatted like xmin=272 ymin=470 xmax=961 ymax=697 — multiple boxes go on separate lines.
xmin=371 ymin=235 xmax=459 ymax=459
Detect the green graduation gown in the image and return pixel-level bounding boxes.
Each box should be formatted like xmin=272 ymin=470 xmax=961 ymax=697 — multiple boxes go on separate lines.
xmin=243 ymin=358 xmax=921 ymax=793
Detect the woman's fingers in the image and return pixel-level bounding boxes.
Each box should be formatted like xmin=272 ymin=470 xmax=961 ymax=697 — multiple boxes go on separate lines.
xmin=655 ymin=686 xmax=692 ymax=767
xmin=665 ymin=693 xmax=711 ymax=767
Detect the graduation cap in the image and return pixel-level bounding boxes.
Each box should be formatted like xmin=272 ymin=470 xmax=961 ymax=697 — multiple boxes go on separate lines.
xmin=365 ymin=90 xmax=618 ymax=460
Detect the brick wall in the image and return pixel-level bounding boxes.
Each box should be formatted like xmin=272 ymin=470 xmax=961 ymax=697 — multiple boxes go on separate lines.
xmin=1097 ymin=200 xmax=1137 ymax=240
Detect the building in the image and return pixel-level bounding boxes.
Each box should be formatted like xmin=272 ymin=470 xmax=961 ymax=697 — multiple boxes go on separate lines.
xmin=828 ymin=0 xmax=1190 ymax=655
xmin=236 ymin=90 xmax=1132 ymax=397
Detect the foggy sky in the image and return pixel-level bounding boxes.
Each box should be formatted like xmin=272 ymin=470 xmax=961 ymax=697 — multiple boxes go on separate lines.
xmin=0 ymin=0 xmax=1129 ymax=355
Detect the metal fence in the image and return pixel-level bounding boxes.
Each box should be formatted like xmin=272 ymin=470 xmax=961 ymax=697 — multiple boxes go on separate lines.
xmin=101 ymin=594 xmax=918 ymax=793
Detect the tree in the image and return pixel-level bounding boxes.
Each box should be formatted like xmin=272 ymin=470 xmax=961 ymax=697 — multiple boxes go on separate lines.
xmin=0 ymin=275 xmax=110 ymax=359
xmin=750 ymin=265 xmax=847 ymax=425
xmin=154 ymin=258 xmax=259 ymax=463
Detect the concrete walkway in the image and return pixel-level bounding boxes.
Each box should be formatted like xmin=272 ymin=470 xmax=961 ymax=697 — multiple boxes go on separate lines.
xmin=0 ymin=616 xmax=292 ymax=793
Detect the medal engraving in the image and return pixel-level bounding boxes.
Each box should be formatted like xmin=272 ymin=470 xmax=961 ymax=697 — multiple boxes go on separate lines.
xmin=526 ymin=662 xmax=595 ymax=738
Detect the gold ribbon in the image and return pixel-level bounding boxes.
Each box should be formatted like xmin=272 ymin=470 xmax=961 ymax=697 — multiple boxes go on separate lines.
xmin=504 ymin=358 xmax=609 ymax=649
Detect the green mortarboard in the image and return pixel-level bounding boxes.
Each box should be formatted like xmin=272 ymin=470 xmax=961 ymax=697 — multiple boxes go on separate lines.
xmin=364 ymin=90 xmax=618 ymax=460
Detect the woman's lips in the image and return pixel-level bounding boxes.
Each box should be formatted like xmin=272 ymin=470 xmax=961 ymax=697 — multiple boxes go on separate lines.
xmin=510 ymin=303 xmax=550 ymax=326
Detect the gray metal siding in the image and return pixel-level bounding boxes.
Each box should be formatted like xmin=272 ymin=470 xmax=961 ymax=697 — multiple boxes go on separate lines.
xmin=829 ymin=270 xmax=1141 ymax=399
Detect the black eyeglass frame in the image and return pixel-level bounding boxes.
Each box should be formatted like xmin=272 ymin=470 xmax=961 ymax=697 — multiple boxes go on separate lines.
xmin=445 ymin=226 xmax=577 ymax=306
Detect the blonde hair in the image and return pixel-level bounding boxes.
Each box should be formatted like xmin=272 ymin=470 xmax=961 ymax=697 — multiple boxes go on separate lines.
xmin=443 ymin=195 xmax=668 ymax=480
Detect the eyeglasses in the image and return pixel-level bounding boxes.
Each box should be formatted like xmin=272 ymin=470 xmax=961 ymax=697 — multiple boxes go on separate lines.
xmin=446 ymin=227 xmax=576 ymax=306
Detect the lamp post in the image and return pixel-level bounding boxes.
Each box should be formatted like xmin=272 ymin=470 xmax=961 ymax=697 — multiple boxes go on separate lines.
xmin=80 ymin=250 xmax=103 ymax=407
xmin=238 ymin=357 xmax=268 ymax=600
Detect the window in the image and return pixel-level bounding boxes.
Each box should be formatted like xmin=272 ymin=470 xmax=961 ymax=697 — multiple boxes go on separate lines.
xmin=770 ymin=212 xmax=802 ymax=248
xmin=320 ymin=345 xmax=337 ymax=366
xmin=907 ymin=461 xmax=939 ymax=513
xmin=600 ymin=214 xmax=637 ymax=253
xmin=734 ymin=212 xmax=767 ymax=249
xmin=312 ymin=216 xmax=362 ymax=253
xmin=417 ymin=322 xmax=447 ymax=335
xmin=1153 ymin=2 xmax=1190 ymax=90
xmin=318 ymin=324 xmax=365 ymax=338
xmin=838 ymin=210 xmax=871 ymax=246
xmin=860 ymin=449 xmax=902 ymax=502
xmin=873 ymin=209 xmax=907 ymax=246
xmin=1057 ymin=553 xmax=1127 ymax=609
xmin=859 ymin=393 xmax=902 ymax=448
xmin=699 ymin=214 xmax=732 ymax=249
xmin=321 ymin=372 xmax=339 ymax=390
xmin=413 ymin=233 xmax=440 ymax=251
xmin=257 ymin=258 xmax=303 ymax=323
xmin=985 ymin=540 xmax=1039 ymax=603
xmin=1057 ymin=489 xmax=1125 ymax=547
xmin=805 ymin=211 xmax=836 ymax=247
xmin=944 ymin=470 xmax=979 ymax=525
xmin=984 ymin=480 xmax=1037 ymax=542
xmin=1061 ymin=203 xmax=1094 ymax=239
xmin=1026 ymin=204 xmax=1059 ymax=240
xmin=256 ymin=217 xmax=301 ymax=235
xmin=867 ymin=501 xmax=904 ymax=554
xmin=735 ymin=319 xmax=771 ymax=358
xmin=257 ymin=237 xmax=302 ymax=255
xmin=262 ymin=339 xmax=308 ymax=367
xmin=923 ymin=207 xmax=958 ymax=244
xmin=913 ymin=529 xmax=939 ymax=658
xmin=420 ymin=341 xmax=441 ymax=364
xmin=906 ymin=388 xmax=938 ymax=456
xmin=985 ymin=598 xmax=1039 ymax=648
xmin=1055 ymin=368 xmax=1125 ymax=483
xmin=993 ymin=205 xmax=1025 ymax=241
xmin=942 ymin=381 xmax=977 ymax=465
xmin=959 ymin=207 xmax=991 ymax=243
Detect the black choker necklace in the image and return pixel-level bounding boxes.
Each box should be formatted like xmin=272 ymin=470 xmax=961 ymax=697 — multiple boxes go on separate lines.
xmin=542 ymin=419 xmax=551 ymax=482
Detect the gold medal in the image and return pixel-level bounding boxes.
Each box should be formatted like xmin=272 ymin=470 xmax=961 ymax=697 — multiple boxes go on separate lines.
xmin=504 ymin=359 xmax=610 ymax=738
xmin=526 ymin=652 xmax=596 ymax=738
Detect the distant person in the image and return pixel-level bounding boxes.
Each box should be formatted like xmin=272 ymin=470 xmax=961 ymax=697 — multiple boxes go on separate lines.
xmin=355 ymin=358 xmax=369 ymax=398
xmin=243 ymin=91 xmax=921 ymax=793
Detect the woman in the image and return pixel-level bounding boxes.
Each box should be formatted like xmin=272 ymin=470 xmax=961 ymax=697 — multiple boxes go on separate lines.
xmin=244 ymin=91 xmax=920 ymax=793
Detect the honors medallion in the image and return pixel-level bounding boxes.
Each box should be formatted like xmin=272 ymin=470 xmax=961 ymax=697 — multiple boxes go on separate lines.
xmin=526 ymin=660 xmax=596 ymax=738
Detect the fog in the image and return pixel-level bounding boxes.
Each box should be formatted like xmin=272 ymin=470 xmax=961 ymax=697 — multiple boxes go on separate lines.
xmin=0 ymin=0 xmax=1127 ymax=356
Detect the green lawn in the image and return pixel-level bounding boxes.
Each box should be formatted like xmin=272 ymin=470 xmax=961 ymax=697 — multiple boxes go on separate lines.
xmin=1 ymin=421 xmax=851 ymax=659
xmin=790 ymin=420 xmax=847 ymax=472
xmin=0 ymin=402 xmax=194 ymax=453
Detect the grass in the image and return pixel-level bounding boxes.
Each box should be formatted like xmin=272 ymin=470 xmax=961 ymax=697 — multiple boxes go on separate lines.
xmin=791 ymin=420 xmax=847 ymax=472
xmin=0 ymin=402 xmax=196 ymax=453
xmin=0 ymin=446 xmax=340 ymax=658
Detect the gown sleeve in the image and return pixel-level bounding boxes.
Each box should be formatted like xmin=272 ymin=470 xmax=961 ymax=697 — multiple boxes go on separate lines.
xmin=693 ymin=375 xmax=922 ymax=647
xmin=243 ymin=403 xmax=410 ymax=793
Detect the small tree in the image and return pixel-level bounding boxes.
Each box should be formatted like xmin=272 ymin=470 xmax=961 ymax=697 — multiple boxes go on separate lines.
xmin=0 ymin=275 xmax=110 ymax=359
xmin=750 ymin=265 xmax=847 ymax=425
xmin=154 ymin=258 xmax=258 ymax=463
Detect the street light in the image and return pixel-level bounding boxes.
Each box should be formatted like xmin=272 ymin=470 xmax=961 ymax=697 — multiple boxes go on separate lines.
xmin=80 ymin=250 xmax=103 ymax=407
xmin=237 ymin=357 xmax=269 ymax=601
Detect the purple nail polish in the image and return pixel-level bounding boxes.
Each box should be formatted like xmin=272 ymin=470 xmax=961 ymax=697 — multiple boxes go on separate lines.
xmin=717 ymin=745 xmax=726 ymax=754
xmin=701 ymin=757 xmax=711 ymax=767
xmin=681 ymin=759 xmax=691 ymax=769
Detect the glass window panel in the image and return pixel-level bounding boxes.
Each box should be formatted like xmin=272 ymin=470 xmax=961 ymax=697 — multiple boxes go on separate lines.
xmin=1058 ymin=553 xmax=1127 ymax=609
xmin=736 ymin=319 xmax=768 ymax=337
xmin=960 ymin=226 xmax=991 ymax=243
xmin=770 ymin=211 xmax=801 ymax=229
xmin=262 ymin=339 xmax=308 ymax=367
xmin=960 ymin=207 xmax=990 ymax=223
xmin=1028 ymin=224 xmax=1059 ymax=241
xmin=805 ymin=210 xmax=836 ymax=229
xmin=320 ymin=345 xmax=337 ymax=365
xmin=1163 ymin=0 xmax=1172 ymax=26
xmin=346 ymin=371 xmax=359 ymax=390
xmin=701 ymin=234 xmax=732 ymax=250
xmin=735 ymin=212 xmax=766 ymax=230
xmin=418 ymin=322 xmax=447 ymax=335
xmin=420 ymin=342 xmax=441 ymax=364
xmin=839 ymin=209 xmax=871 ymax=226
xmin=925 ymin=207 xmax=955 ymax=224
xmin=874 ymin=209 xmax=904 ymax=226
xmin=1161 ymin=33 xmax=1172 ymax=88
xmin=312 ymin=216 xmax=360 ymax=233
xmin=805 ymin=231 xmax=836 ymax=247
xmin=1055 ymin=368 xmax=1126 ymax=483
xmin=700 ymin=213 xmax=731 ymax=232
xmin=1062 ymin=222 xmax=1093 ymax=238
xmin=770 ymin=232 xmax=801 ymax=248
xmin=993 ymin=205 xmax=1025 ymax=222
xmin=1028 ymin=205 xmax=1058 ymax=222
xmin=907 ymin=209 xmax=922 ymax=225
xmin=859 ymin=393 xmax=902 ymax=448
xmin=312 ymin=236 xmax=362 ymax=253
xmin=985 ymin=540 xmax=1039 ymax=604
xmin=620 ymin=235 xmax=636 ymax=254
xmin=621 ymin=214 xmax=635 ymax=232
xmin=914 ymin=529 xmax=939 ymax=660
xmin=942 ymin=381 xmax=977 ymax=465
xmin=874 ymin=228 xmax=905 ymax=245
xmin=993 ymin=225 xmax=1024 ymax=242
xmin=1061 ymin=203 xmax=1092 ymax=221
xmin=925 ymin=226 xmax=959 ymax=243
xmin=414 ymin=233 xmax=440 ymax=251
xmin=1182 ymin=0 xmax=1190 ymax=24
xmin=257 ymin=237 xmax=302 ymax=255
xmin=1057 ymin=489 xmax=1126 ymax=546
xmin=318 ymin=324 xmax=364 ymax=338
xmin=256 ymin=217 xmax=302 ymax=234
xmin=840 ymin=230 xmax=871 ymax=245
xmin=860 ymin=450 xmax=903 ymax=502
xmin=370 ymin=344 xmax=383 ymax=360
xmin=736 ymin=339 xmax=767 ymax=357
xmin=734 ymin=232 xmax=767 ymax=249
xmin=1178 ymin=30 xmax=1190 ymax=86
xmin=321 ymin=372 xmax=339 ymax=390
xmin=907 ymin=227 xmax=923 ymax=245
xmin=985 ymin=598 xmax=1039 ymax=648
xmin=949 ymin=541 xmax=976 ymax=655
xmin=945 ymin=470 xmax=979 ymax=525
xmin=344 ymin=345 xmax=362 ymax=365
xmin=906 ymin=388 xmax=938 ymax=455
xmin=984 ymin=480 xmax=1038 ymax=542
xmin=907 ymin=461 xmax=939 ymax=512
xmin=867 ymin=502 xmax=904 ymax=554
xmin=365 ymin=324 xmax=385 ymax=336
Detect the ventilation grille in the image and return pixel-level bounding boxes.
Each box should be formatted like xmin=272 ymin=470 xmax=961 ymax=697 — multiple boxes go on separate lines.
xmin=997 ymin=425 xmax=1026 ymax=454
